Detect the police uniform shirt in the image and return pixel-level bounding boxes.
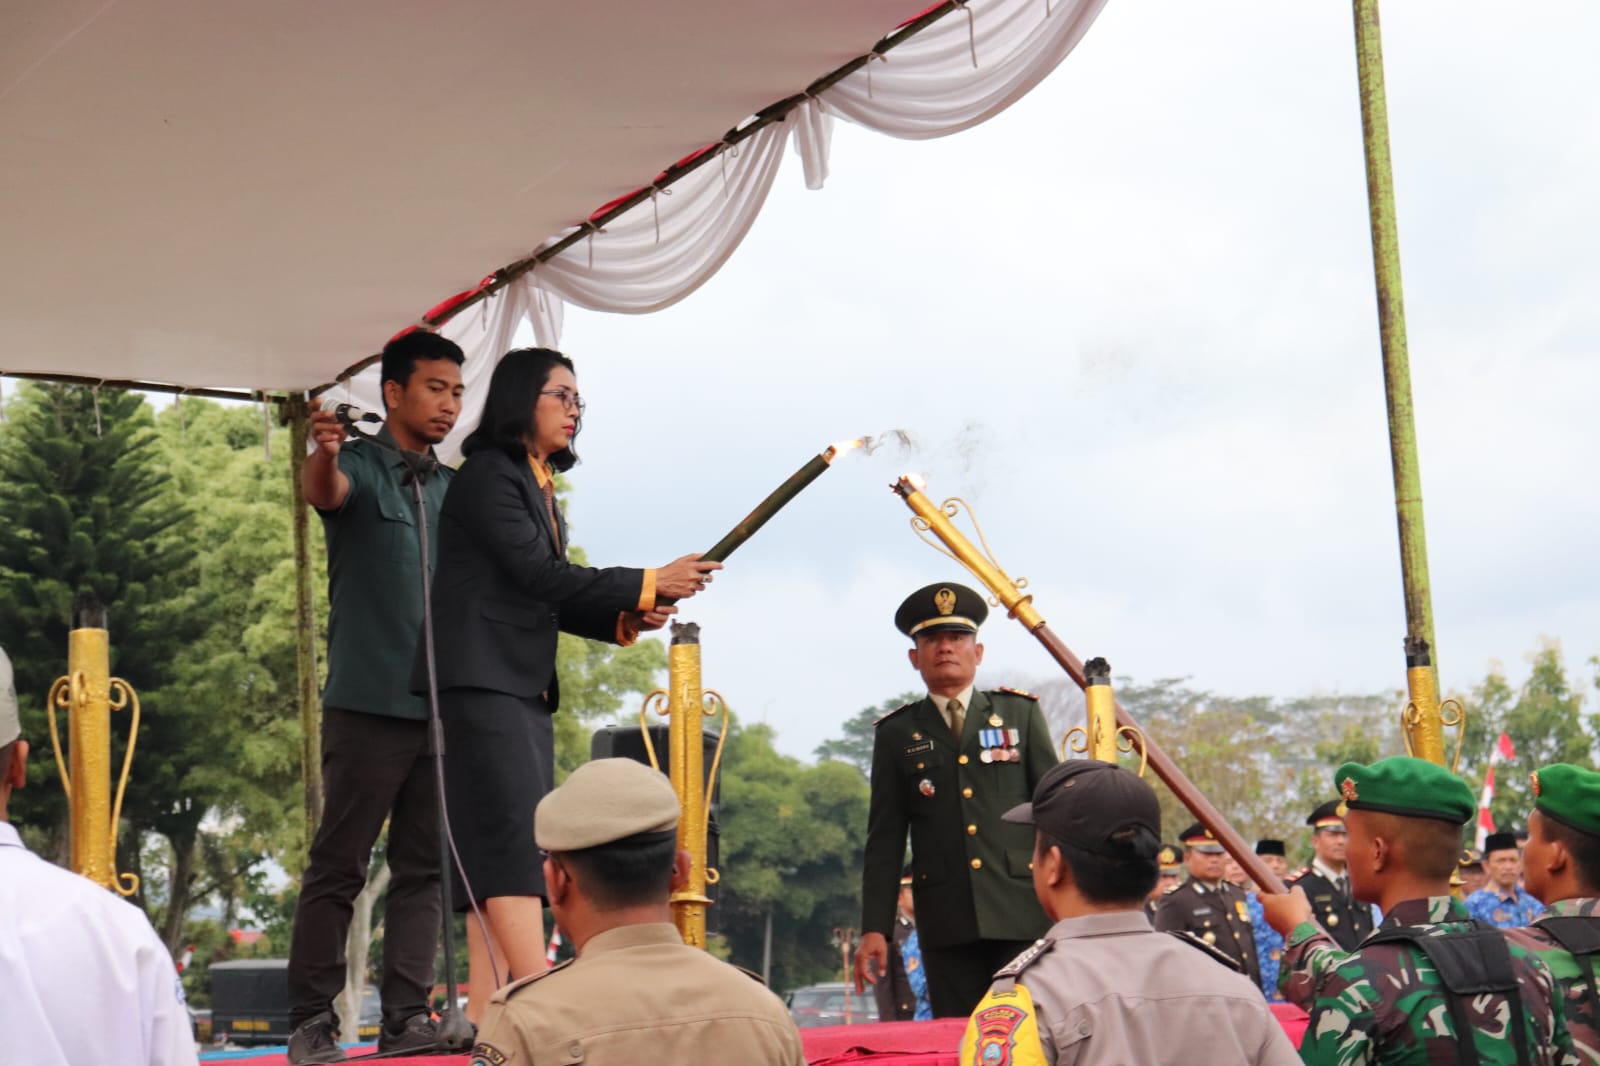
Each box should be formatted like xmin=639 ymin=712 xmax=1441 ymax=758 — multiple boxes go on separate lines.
xmin=1153 ymin=877 xmax=1261 ymax=986
xmin=473 ymin=923 xmax=806 ymax=1066
xmin=1288 ymin=859 xmax=1373 ymax=952
xmin=960 ymin=911 xmax=1299 ymax=1066
xmin=0 ymin=821 xmax=198 ymax=1066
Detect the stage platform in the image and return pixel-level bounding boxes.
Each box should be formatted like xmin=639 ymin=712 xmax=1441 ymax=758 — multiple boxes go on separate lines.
xmin=199 ymin=1006 xmax=1307 ymax=1065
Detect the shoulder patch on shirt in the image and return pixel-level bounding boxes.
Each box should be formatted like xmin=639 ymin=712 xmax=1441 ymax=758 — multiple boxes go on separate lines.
xmin=472 ymin=1043 xmax=511 ymax=1066
xmin=995 ymin=686 xmax=1038 ymax=700
xmin=875 ymin=702 xmax=916 ymax=726
xmin=962 ymin=983 xmax=1049 ymax=1066
xmin=1168 ymin=930 xmax=1244 ymax=972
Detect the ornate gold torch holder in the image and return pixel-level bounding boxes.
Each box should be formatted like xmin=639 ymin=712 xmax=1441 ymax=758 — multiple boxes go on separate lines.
xmin=1398 ymin=637 xmax=1465 ymax=770
xmin=1063 ymin=657 xmax=1148 ymax=774
xmin=46 ymin=597 xmax=139 ymax=895
xmin=639 ymin=621 xmax=728 ymax=948
xmin=891 ymin=474 xmax=1287 ymax=894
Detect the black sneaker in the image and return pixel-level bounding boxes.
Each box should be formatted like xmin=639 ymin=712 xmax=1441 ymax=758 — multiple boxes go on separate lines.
xmin=287 ymin=1012 xmax=347 ymax=1065
xmin=376 ymin=1012 xmax=439 ymax=1054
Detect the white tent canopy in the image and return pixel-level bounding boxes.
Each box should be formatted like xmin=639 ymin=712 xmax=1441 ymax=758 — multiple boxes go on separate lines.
xmin=4 ymin=0 xmax=1104 ymax=395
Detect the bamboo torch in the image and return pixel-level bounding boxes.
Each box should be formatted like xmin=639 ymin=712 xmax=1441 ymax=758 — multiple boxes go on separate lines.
xmin=891 ymin=474 xmax=1286 ymax=895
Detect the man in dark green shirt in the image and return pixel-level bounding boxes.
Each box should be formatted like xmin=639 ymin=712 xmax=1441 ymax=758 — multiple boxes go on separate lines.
xmin=854 ymin=582 xmax=1058 ymax=1017
xmin=286 ymin=332 xmax=465 ymax=1065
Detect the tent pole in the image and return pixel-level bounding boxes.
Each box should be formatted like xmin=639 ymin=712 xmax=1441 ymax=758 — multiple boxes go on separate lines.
xmin=285 ymin=397 xmax=324 ymax=837
xmin=1351 ymin=1 xmax=1447 ymax=761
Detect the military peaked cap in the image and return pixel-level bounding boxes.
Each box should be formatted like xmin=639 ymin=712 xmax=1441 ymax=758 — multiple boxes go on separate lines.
xmin=894 ymin=582 xmax=987 ymax=638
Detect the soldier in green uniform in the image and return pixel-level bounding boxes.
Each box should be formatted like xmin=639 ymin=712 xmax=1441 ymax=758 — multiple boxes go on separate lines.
xmin=854 ymin=582 xmax=1058 ymax=1018
xmin=1153 ymin=823 xmax=1260 ymax=983
xmin=1260 ymin=756 xmax=1579 ymax=1065
xmin=1505 ymin=763 xmax=1600 ymax=1060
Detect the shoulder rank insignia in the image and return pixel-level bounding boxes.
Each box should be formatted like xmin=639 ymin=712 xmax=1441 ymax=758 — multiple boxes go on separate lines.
xmin=996 ymin=686 xmax=1038 ymax=700
xmin=995 ymin=937 xmax=1053 ymax=980
xmin=734 ymin=964 xmax=769 ymax=985
xmin=495 ymin=957 xmax=573 ymax=1002
xmin=874 ymin=702 xmax=916 ymax=726
xmin=1168 ymin=930 xmax=1244 ymax=973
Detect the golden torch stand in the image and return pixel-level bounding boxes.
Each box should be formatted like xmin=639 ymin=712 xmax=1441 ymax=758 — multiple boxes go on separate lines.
xmin=1399 ymin=637 xmax=1465 ymax=770
xmin=47 ymin=605 xmax=140 ymax=895
xmin=640 ymin=621 xmax=728 ymax=949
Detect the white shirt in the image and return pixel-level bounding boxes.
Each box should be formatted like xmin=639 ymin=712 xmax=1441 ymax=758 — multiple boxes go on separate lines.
xmin=0 ymin=821 xmax=198 ymax=1066
xmin=928 ymin=685 xmax=976 ymax=735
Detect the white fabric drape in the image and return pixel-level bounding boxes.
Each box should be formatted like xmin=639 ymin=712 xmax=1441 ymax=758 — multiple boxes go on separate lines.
xmin=337 ymin=0 xmax=1107 ymax=456
xmin=507 ymin=0 xmax=1106 ymax=344
xmin=825 ymin=0 xmax=1107 ymax=140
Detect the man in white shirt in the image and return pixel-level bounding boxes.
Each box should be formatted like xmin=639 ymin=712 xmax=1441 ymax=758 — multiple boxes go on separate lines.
xmin=0 ymin=644 xmax=198 ymax=1066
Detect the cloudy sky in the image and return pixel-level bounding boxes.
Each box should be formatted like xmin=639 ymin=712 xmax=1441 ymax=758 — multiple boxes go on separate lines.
xmin=514 ymin=2 xmax=1599 ymax=760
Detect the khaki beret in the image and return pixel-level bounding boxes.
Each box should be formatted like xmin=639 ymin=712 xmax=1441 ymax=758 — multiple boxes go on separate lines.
xmin=535 ymin=758 xmax=680 ymax=851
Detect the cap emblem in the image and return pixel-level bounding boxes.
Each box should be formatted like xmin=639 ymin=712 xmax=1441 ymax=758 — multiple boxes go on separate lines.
xmin=1340 ymin=777 xmax=1359 ymax=803
xmin=935 ymin=588 xmax=956 ymax=616
xmin=1531 ymin=771 xmax=1541 ymax=797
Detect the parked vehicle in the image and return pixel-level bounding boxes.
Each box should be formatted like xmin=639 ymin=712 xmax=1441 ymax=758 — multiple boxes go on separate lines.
xmin=210 ymin=960 xmax=380 ymax=1047
xmin=785 ymin=982 xmax=879 ymax=1028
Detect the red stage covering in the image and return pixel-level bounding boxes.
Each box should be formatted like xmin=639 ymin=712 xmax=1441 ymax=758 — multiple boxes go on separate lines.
xmin=203 ymin=1005 xmax=1306 ymax=1066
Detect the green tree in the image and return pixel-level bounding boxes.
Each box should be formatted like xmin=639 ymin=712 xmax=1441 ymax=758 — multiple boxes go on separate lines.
xmin=0 ymin=384 xmax=199 ymax=866
xmin=1477 ymin=640 xmax=1593 ymax=833
xmin=714 ymin=721 xmax=869 ymax=992
xmin=813 ymin=692 xmax=921 ymax=776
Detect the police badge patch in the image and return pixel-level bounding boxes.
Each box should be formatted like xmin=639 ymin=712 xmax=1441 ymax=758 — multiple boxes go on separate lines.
xmin=973 ymin=1003 xmax=1026 ymax=1065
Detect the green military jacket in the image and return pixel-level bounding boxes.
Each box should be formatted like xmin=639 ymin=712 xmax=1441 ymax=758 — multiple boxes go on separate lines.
xmin=1280 ymin=895 xmax=1580 ymax=1065
xmin=861 ymin=688 xmax=1057 ymax=949
xmin=1506 ymin=898 xmax=1600 ymax=1062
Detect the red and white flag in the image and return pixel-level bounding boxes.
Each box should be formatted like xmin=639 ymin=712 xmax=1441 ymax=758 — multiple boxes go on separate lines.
xmin=546 ymin=928 xmax=563 ymax=966
xmin=175 ymin=944 xmax=195 ymax=973
xmin=1475 ymin=733 xmax=1516 ymax=852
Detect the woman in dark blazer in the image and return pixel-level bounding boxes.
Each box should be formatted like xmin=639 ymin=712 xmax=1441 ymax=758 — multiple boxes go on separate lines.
xmin=420 ymin=347 xmax=718 ymax=1019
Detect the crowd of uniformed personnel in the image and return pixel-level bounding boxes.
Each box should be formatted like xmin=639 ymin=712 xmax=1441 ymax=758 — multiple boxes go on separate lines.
xmin=853 ymin=582 xmax=1600 ymax=1065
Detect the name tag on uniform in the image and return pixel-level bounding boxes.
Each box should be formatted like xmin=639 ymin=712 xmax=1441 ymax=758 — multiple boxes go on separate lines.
xmin=903 ymin=740 xmax=934 ymax=756
xmin=1193 ymin=906 xmax=1212 ymax=916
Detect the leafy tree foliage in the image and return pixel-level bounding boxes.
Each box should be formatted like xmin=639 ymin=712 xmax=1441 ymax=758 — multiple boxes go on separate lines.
xmin=813 ymin=692 xmax=921 ymax=776
xmin=714 ymin=721 xmax=869 ymax=992
xmin=0 ymin=384 xmax=199 ymax=864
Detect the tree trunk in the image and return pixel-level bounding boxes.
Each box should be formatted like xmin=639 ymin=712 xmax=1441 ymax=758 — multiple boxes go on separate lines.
xmin=336 ymin=861 xmax=390 ymax=1039
xmin=161 ymin=828 xmax=199 ymax=954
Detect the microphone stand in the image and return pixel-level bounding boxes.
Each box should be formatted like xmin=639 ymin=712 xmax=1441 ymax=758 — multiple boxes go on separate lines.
xmin=333 ymin=411 xmax=475 ymax=1054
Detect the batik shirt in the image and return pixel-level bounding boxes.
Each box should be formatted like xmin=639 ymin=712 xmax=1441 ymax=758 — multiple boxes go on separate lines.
xmin=1465 ymin=886 xmax=1546 ymax=929
xmin=1505 ymin=898 xmax=1600 ymax=1063
xmin=901 ymin=927 xmax=932 ymax=1021
xmin=1279 ymin=895 xmax=1579 ymax=1064
xmin=1247 ymin=891 xmax=1285 ymax=1003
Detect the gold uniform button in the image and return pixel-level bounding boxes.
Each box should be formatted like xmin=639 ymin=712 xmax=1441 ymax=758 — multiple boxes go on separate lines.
xmin=962 ymin=787 xmax=973 ymax=798
xmin=970 ymin=858 xmax=982 ymax=870
xmin=916 ymin=762 xmax=925 ymax=770
xmin=958 ymin=754 xmax=969 ymax=765
xmin=967 ymin=824 xmax=977 ymax=835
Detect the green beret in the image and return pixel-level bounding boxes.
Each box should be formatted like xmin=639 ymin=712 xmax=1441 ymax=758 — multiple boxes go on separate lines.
xmin=1334 ymin=756 xmax=1474 ymax=825
xmin=1532 ymin=763 xmax=1600 ymax=839
xmin=535 ymin=758 xmax=680 ymax=851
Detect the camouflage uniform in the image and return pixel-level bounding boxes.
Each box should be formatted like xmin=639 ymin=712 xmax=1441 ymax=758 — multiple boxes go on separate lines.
xmin=1505 ymin=898 xmax=1600 ymax=1062
xmin=1279 ymin=895 xmax=1580 ymax=1065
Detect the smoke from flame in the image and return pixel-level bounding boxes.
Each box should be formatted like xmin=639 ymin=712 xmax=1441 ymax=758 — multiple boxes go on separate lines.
xmin=902 ymin=472 xmax=928 ymax=491
xmin=824 ymin=429 xmax=915 ymax=464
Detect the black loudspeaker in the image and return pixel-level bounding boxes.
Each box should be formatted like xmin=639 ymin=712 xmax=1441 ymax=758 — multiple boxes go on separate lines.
xmin=590 ymin=724 xmax=721 ymax=905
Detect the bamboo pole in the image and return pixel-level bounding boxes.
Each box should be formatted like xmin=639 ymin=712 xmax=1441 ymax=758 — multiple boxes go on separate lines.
xmin=285 ymin=397 xmax=324 ymax=837
xmin=1351 ymin=1 xmax=1442 ymax=729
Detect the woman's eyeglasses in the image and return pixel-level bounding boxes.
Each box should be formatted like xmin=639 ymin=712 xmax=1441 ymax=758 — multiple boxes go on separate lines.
xmin=539 ymin=388 xmax=586 ymax=415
